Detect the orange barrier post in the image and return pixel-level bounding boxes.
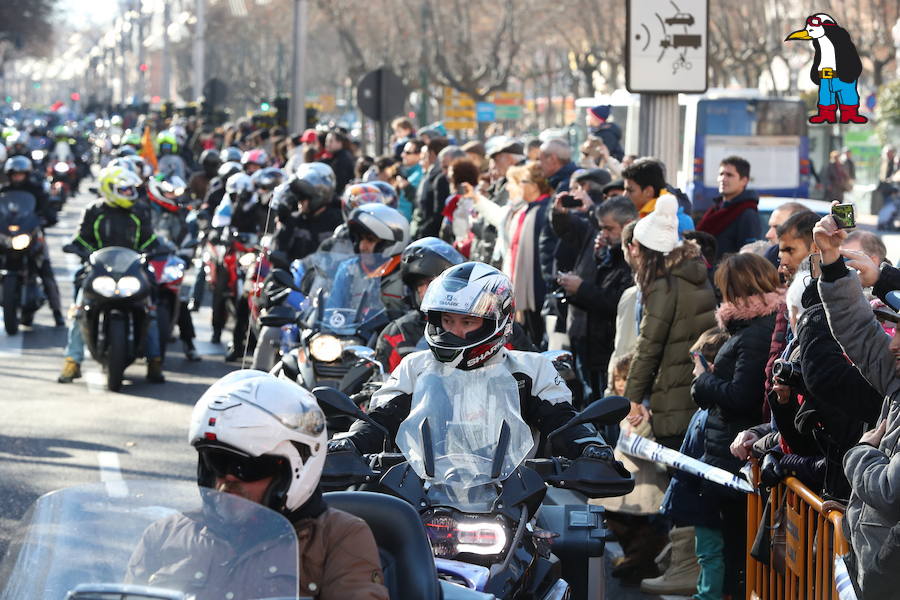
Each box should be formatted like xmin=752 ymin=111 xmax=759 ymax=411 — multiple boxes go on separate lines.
xmin=745 ymin=460 xmax=850 ymax=600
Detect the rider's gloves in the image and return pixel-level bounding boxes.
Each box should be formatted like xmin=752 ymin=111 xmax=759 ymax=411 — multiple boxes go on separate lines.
xmin=580 ymin=443 xmax=614 ymax=461
xmin=327 ymin=437 xmax=360 ymax=455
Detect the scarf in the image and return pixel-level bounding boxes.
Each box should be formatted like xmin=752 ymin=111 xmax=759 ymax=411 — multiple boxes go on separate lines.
xmin=696 ymin=196 xmax=759 ymax=236
xmin=508 ymin=195 xmax=547 ymax=311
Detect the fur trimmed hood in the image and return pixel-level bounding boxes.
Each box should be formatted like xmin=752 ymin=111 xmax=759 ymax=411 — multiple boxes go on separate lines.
xmin=715 ymin=291 xmax=785 ymax=330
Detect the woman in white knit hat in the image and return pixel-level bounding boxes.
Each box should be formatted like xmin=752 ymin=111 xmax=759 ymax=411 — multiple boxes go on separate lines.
xmin=608 ymin=194 xmax=718 ymax=583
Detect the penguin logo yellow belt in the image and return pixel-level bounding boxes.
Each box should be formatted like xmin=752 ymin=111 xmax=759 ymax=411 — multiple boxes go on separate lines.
xmin=819 ymin=68 xmax=835 ymax=79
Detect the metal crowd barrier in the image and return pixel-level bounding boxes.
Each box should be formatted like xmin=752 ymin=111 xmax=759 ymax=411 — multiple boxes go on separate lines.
xmin=746 ymin=460 xmax=851 ymax=600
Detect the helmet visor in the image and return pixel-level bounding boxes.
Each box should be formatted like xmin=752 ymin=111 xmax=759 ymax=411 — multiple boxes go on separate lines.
xmin=199 ymin=447 xmax=286 ymax=482
xmin=116 ymin=185 xmax=137 ymax=198
xmin=420 ymin=273 xmax=510 ymax=320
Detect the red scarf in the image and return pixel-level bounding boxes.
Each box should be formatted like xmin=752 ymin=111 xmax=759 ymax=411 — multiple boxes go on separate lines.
xmin=696 ymin=197 xmax=758 ymax=236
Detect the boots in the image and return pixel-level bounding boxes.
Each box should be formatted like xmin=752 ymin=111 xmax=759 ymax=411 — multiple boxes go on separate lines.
xmin=58 ymin=358 xmax=82 ymax=383
xmin=607 ymin=514 xmax=667 ymax=585
xmin=808 ymin=104 xmax=837 ymax=124
xmin=146 ymin=358 xmax=166 ymax=383
xmin=53 ymin=309 xmax=65 ymax=327
xmin=839 ymin=104 xmax=868 ymax=124
xmin=640 ymin=526 xmax=701 ymax=596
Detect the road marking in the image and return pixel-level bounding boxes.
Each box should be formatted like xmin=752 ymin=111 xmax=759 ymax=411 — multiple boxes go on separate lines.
xmin=97 ymin=451 xmax=128 ymax=497
xmin=84 ymin=370 xmax=107 ymax=393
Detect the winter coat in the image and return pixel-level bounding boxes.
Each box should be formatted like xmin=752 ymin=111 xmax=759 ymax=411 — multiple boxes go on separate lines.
xmin=549 ymin=209 xmax=632 ymax=370
xmin=819 ymin=263 xmax=900 ymax=598
xmin=327 ymin=149 xmax=355 ymax=197
xmin=624 ymin=241 xmax=718 ymax=440
xmin=693 ymin=292 xmax=781 ymax=475
xmin=796 ymin=300 xmax=881 ymax=502
xmin=661 ymin=408 xmax=722 ymax=528
xmin=696 ymin=188 xmax=761 ymax=260
xmin=126 ymin=502 xmax=388 ymax=600
xmin=410 ymin=165 xmax=450 ymax=240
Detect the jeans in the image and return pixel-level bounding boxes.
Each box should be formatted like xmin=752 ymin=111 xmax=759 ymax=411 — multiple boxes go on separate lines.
xmin=64 ymin=288 xmax=161 ymax=362
xmin=818 ymin=77 xmax=860 ymax=106
xmin=694 ymin=526 xmax=724 ymax=600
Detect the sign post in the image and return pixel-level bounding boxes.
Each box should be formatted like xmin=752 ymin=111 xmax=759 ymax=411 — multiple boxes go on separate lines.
xmin=357 ymin=67 xmax=408 ymax=154
xmin=626 ymin=0 xmax=708 ymax=178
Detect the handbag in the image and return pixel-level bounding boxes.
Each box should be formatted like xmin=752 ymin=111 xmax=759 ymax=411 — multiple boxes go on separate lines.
xmin=750 ymin=489 xmax=787 ymax=575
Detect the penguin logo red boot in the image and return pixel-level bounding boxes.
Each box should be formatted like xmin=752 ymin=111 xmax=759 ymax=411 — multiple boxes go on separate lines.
xmin=785 ymin=13 xmax=867 ymax=125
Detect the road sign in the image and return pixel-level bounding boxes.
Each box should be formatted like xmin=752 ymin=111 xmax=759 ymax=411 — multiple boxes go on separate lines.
xmin=476 ymin=102 xmax=496 ymax=122
xmin=443 ymin=87 xmax=477 ymax=130
xmin=626 ymin=0 xmax=708 ymax=93
xmin=357 ymin=67 xmax=408 ymax=122
xmin=493 ymin=91 xmax=523 ymax=120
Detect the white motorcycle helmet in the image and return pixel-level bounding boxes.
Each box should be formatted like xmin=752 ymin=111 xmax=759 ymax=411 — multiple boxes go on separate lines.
xmin=189 ymin=371 xmax=327 ymax=515
xmin=421 ymin=262 xmax=515 ymax=370
xmin=346 ymin=203 xmax=410 ymax=257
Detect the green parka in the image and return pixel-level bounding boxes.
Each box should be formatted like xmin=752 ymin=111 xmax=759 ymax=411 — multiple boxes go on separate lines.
xmin=623 ymin=241 xmax=717 ymax=440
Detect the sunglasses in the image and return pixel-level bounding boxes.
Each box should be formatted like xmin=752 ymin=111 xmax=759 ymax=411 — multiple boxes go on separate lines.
xmin=200 ymin=448 xmax=285 ymax=482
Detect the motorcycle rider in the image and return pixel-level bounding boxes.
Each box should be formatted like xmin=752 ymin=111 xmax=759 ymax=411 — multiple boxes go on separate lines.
xmin=333 ymin=262 xmax=605 ymax=460
xmin=1 ymin=156 xmax=64 ymax=326
xmin=201 ymin=158 xmax=242 ymax=212
xmin=146 ymin=176 xmax=201 ymax=361
xmin=128 ymin=370 xmax=388 ymax=599
xmin=156 ymin=131 xmax=187 ymax=181
xmin=241 ymin=149 xmax=269 ymax=176
xmin=58 ymin=165 xmax=166 ymax=384
xmin=187 ymin=148 xmax=221 ymax=203
xmin=327 ymin=203 xmax=411 ymax=318
xmin=271 ymin=162 xmax=342 ymax=261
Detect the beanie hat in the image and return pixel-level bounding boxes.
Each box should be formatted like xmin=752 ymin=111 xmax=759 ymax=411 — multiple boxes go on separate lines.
xmin=634 ymin=194 xmax=679 ymax=254
xmin=589 ymin=105 xmax=611 ymax=121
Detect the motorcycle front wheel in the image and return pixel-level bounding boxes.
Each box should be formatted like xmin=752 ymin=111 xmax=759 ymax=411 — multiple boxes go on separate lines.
xmin=2 ymin=275 xmax=19 ymax=335
xmin=106 ymin=317 xmax=127 ymax=392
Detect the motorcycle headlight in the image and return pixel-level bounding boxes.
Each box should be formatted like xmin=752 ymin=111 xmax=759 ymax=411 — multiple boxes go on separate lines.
xmin=116 ymin=275 xmax=142 ymax=297
xmin=91 ymin=275 xmax=117 ymax=297
xmin=424 ymin=515 xmax=509 ymax=557
xmin=309 ymin=334 xmax=342 ymax=362
xmin=54 ymin=162 xmax=70 ymax=174
xmin=10 ymin=233 xmax=30 ymax=250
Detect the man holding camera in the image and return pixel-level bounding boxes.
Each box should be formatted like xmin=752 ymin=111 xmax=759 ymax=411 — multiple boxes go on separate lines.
xmin=814 ymin=208 xmax=900 ymax=597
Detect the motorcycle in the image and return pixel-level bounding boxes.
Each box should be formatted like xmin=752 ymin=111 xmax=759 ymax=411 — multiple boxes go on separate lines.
xmin=269 ymin=251 xmax=388 ymax=391
xmin=0 ymin=190 xmax=46 ymax=335
xmin=202 ymin=227 xmax=259 ymax=343
xmin=146 ymin=240 xmax=188 ymax=361
xmin=47 ymin=159 xmax=76 ymax=211
xmin=251 ymin=251 xmax=306 ymax=372
xmin=73 ymin=245 xmax=154 ymax=392
xmin=0 ymin=481 xmax=301 ymax=600
xmin=319 ymin=366 xmax=635 ymax=599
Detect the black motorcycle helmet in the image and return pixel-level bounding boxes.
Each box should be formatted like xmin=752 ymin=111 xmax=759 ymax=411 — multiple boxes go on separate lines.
xmin=400 ymin=237 xmax=465 ymax=306
xmin=291 ymin=162 xmax=336 ymax=214
xmin=200 ymin=149 xmax=222 ymax=178
xmin=4 ymin=155 xmax=32 ymax=176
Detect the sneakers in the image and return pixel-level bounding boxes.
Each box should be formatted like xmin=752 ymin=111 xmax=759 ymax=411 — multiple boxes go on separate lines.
xmin=146 ymin=358 xmax=166 ymax=383
xmin=58 ymin=358 xmax=82 ymax=383
xmin=183 ymin=340 xmax=201 ymax=362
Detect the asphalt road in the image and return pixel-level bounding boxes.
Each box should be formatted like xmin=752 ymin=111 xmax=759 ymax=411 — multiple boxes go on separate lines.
xmin=0 ymin=188 xmax=239 ymax=561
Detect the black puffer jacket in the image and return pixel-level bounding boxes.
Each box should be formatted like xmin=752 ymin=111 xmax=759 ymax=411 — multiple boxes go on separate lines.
xmin=693 ymin=291 xmax=781 ymax=473
xmin=549 ymin=209 xmax=632 ymax=370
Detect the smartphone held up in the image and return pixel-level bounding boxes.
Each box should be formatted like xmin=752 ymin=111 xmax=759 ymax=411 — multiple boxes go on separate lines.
xmin=831 ymin=203 xmax=856 ymax=229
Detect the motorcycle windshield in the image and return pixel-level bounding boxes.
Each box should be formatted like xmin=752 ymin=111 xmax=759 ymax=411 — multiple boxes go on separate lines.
xmin=90 ymin=246 xmax=143 ymax=275
xmin=395 ymin=364 xmax=534 ymax=511
xmin=0 ymin=481 xmax=300 ymax=600
xmin=0 ymin=190 xmax=38 ymax=231
xmin=300 ymin=252 xmax=387 ymax=335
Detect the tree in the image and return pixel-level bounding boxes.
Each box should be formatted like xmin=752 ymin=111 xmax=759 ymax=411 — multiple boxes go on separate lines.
xmin=0 ymin=0 xmax=57 ymax=67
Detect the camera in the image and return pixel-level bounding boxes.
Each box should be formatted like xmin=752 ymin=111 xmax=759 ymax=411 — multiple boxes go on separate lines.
xmin=772 ymin=359 xmax=804 ymax=389
xmin=560 ymin=194 xmax=582 ymax=209
xmin=831 ymin=203 xmax=856 ymax=229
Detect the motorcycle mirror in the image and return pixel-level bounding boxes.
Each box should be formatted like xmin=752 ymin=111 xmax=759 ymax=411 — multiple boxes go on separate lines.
xmin=313 ymin=386 xmax=366 ymax=420
xmin=271 ymin=268 xmax=301 ymax=292
xmin=546 ymin=395 xmax=631 ymax=449
xmin=343 ymin=345 xmax=376 ymax=363
xmin=269 ymin=249 xmax=291 ymax=270
xmin=541 ymin=349 xmax=574 ymax=365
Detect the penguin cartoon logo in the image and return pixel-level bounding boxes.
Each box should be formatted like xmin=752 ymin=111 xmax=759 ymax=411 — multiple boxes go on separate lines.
xmin=785 ymin=13 xmax=867 ymax=125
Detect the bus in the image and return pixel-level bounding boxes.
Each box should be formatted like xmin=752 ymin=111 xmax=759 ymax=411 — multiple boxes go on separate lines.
xmin=574 ymin=90 xmax=812 ymax=213
xmin=681 ymin=92 xmax=811 ymax=212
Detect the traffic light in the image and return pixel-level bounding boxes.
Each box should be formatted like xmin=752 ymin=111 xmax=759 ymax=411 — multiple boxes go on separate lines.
xmin=260 ymin=100 xmax=272 ymax=111
xmin=273 ymin=96 xmax=288 ymax=128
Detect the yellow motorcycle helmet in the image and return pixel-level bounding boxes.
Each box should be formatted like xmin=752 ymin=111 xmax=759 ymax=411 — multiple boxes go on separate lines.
xmin=98 ymin=165 xmax=143 ymax=209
